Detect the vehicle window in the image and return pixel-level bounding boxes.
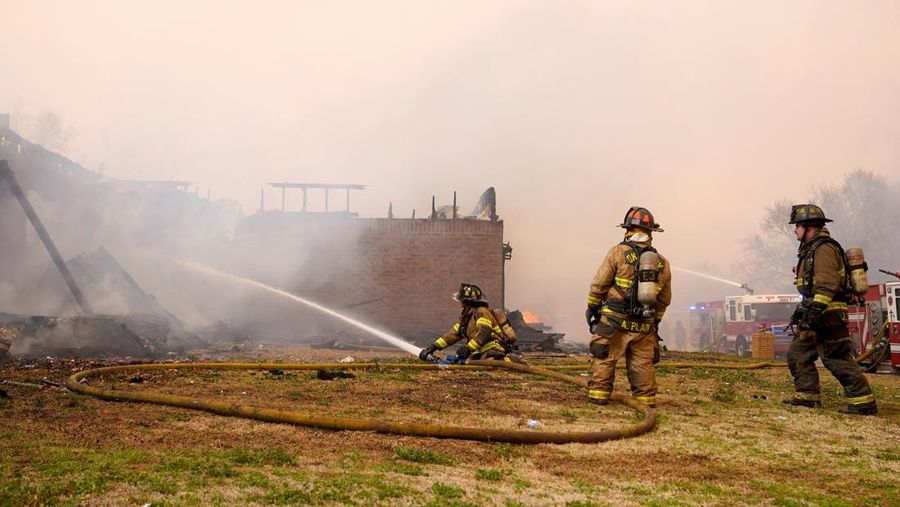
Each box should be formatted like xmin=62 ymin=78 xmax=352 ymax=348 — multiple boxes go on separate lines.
xmin=895 ymin=288 xmax=900 ymax=319
xmin=729 ymin=301 xmax=737 ymax=321
xmin=744 ymin=305 xmax=752 ymax=321
xmin=755 ymin=303 xmax=796 ymax=321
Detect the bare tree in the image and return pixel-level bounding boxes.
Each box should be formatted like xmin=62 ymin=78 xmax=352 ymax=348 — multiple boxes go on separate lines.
xmin=814 ymin=170 xmax=900 ymax=279
xmin=736 ymin=199 xmax=795 ymax=293
xmin=741 ymin=170 xmax=900 ymax=291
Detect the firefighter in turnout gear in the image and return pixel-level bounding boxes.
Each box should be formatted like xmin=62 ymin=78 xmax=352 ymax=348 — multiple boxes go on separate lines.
xmin=783 ymin=204 xmax=877 ymax=415
xmin=585 ymin=207 xmax=672 ymax=408
xmin=419 ymin=283 xmax=515 ymax=364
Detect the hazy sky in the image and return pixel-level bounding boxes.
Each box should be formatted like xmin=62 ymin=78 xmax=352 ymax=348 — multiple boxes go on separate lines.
xmin=2 ymin=1 xmax=899 ymax=339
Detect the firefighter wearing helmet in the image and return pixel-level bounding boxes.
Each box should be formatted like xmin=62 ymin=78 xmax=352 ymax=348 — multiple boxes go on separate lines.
xmin=784 ymin=204 xmax=877 ymax=415
xmin=584 ymin=207 xmax=672 ymax=408
xmin=419 ymin=283 xmax=516 ymax=364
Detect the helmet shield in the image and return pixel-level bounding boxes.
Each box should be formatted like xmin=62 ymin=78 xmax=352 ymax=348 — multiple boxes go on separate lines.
xmin=451 ymin=283 xmax=487 ymax=304
xmin=788 ymin=204 xmax=833 ymax=224
xmin=618 ymin=206 xmax=664 ymax=232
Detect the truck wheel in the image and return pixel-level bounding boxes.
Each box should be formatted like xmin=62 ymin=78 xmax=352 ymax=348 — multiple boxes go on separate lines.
xmin=735 ymin=336 xmax=748 ymax=357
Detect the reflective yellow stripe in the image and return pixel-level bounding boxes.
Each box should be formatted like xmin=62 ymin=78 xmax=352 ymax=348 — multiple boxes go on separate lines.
xmin=794 ymin=392 xmax=821 ymax=401
xmin=476 ymin=317 xmax=493 ymax=328
xmin=477 ymin=341 xmax=505 ymax=354
xmin=466 ymin=339 xmax=479 ymax=351
xmin=825 ymin=302 xmax=848 ymax=312
xmin=435 ymin=338 xmax=448 ymax=349
xmin=588 ymin=389 xmax=611 ymax=400
xmin=813 ymin=294 xmax=832 ymax=305
xmin=615 ymin=277 xmax=633 ymax=288
xmin=847 ymin=393 xmax=875 ymax=405
xmin=601 ymin=307 xmax=625 ymax=317
xmin=452 ymin=323 xmax=460 ymax=332
xmin=587 ymin=294 xmax=601 ymax=306
xmin=634 ymin=395 xmax=655 ymax=405
xmin=656 ymin=311 xmax=665 ymax=319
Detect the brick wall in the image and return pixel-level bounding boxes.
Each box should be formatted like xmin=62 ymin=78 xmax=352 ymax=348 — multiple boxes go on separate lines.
xmin=236 ymin=214 xmax=505 ymax=338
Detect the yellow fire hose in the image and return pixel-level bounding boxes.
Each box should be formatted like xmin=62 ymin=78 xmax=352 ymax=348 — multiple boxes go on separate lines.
xmin=66 ymin=360 xmax=655 ymax=444
xmin=65 ymin=358 xmax=795 ymax=444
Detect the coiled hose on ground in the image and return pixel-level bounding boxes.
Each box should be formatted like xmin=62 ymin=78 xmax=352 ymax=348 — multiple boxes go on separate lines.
xmin=64 ymin=358 xmax=798 ymax=445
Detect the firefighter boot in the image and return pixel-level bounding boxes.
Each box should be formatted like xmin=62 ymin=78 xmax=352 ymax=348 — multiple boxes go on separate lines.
xmin=838 ymin=402 xmax=877 ymax=416
xmin=781 ymin=398 xmax=821 ymax=409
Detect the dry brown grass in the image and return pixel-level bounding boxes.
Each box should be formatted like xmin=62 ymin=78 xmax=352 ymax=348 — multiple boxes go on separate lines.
xmin=0 ymin=347 xmax=897 ymax=506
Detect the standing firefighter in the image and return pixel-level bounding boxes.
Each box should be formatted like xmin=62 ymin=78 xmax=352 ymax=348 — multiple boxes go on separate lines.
xmin=784 ymin=204 xmax=877 ymax=415
xmin=419 ymin=283 xmax=518 ymax=364
xmin=585 ymin=207 xmax=672 ymax=408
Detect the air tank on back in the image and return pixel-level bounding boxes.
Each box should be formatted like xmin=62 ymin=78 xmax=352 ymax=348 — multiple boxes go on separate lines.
xmin=637 ymin=250 xmax=660 ymax=307
xmin=845 ymin=247 xmax=869 ymax=296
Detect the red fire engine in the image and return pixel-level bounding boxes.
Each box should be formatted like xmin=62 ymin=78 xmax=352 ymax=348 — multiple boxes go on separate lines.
xmin=689 ymin=294 xmax=801 ymax=357
xmin=848 ymin=280 xmax=900 ymax=373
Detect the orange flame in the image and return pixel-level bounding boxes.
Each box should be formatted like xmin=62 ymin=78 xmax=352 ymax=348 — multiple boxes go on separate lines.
xmin=522 ymin=310 xmax=540 ymax=324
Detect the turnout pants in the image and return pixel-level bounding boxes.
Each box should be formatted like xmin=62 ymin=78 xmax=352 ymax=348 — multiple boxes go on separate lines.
xmin=587 ymin=325 xmax=657 ymax=406
xmin=787 ymin=312 xmax=874 ymax=406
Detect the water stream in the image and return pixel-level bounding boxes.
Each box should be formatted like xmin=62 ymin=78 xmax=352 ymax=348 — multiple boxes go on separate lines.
xmin=177 ymin=260 xmax=422 ymax=356
xmin=671 ymin=266 xmax=749 ymax=291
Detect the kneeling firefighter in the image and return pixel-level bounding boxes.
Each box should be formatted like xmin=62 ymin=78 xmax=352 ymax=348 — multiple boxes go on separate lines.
xmin=783 ymin=204 xmax=877 ymax=415
xmin=419 ymin=283 xmax=519 ymax=364
xmin=584 ymin=207 xmax=672 ymax=408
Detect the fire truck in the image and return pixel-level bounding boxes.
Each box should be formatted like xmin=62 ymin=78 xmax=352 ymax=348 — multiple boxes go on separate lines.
xmin=689 ymin=294 xmax=801 ymax=357
xmin=848 ymin=280 xmax=900 ymax=373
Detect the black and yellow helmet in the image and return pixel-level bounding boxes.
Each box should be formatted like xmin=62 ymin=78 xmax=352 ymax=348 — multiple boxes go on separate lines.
xmin=618 ymin=206 xmax=664 ymax=232
xmin=788 ymin=204 xmax=833 ymax=225
xmin=452 ymin=283 xmax=487 ymax=304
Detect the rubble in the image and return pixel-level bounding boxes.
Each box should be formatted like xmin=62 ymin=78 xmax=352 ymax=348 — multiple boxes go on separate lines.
xmin=12 ymin=314 xmax=172 ymax=358
xmin=505 ymin=310 xmax=568 ymax=352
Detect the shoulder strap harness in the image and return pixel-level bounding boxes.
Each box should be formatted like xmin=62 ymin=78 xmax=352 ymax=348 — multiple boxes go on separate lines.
xmin=796 ymin=237 xmax=849 ymax=301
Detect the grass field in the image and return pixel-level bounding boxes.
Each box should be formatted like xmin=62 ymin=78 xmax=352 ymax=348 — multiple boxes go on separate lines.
xmin=1 ymin=348 xmax=898 ymax=506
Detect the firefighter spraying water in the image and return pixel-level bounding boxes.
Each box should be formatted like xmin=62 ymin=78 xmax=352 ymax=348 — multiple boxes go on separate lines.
xmin=418 ymin=283 xmax=522 ymax=364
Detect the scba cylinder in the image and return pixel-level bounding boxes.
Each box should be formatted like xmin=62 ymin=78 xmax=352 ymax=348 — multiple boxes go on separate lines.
xmin=845 ymin=247 xmax=868 ymax=296
xmin=637 ymin=251 xmax=660 ymax=307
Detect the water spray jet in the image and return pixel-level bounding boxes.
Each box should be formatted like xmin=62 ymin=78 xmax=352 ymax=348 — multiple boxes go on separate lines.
xmin=671 ymin=266 xmax=754 ymax=294
xmin=176 ymin=260 xmax=422 ymax=356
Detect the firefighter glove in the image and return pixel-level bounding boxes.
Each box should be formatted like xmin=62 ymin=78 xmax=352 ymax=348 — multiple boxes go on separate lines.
xmin=790 ymin=306 xmax=804 ymax=327
xmin=419 ymin=344 xmax=438 ymax=362
xmin=499 ymin=339 xmax=518 ymax=354
xmin=653 ymin=335 xmax=663 ymax=364
xmin=803 ymin=301 xmax=827 ymax=330
xmin=585 ymin=305 xmax=600 ymax=327
xmin=455 ymin=345 xmax=473 ymax=363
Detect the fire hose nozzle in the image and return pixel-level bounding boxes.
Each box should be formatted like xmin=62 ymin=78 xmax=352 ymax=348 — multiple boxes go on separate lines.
xmin=878 ymin=268 xmax=900 ymax=280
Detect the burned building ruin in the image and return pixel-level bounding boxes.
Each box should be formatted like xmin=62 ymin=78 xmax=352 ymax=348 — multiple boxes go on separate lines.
xmin=0 ymin=120 xmax=563 ymax=357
